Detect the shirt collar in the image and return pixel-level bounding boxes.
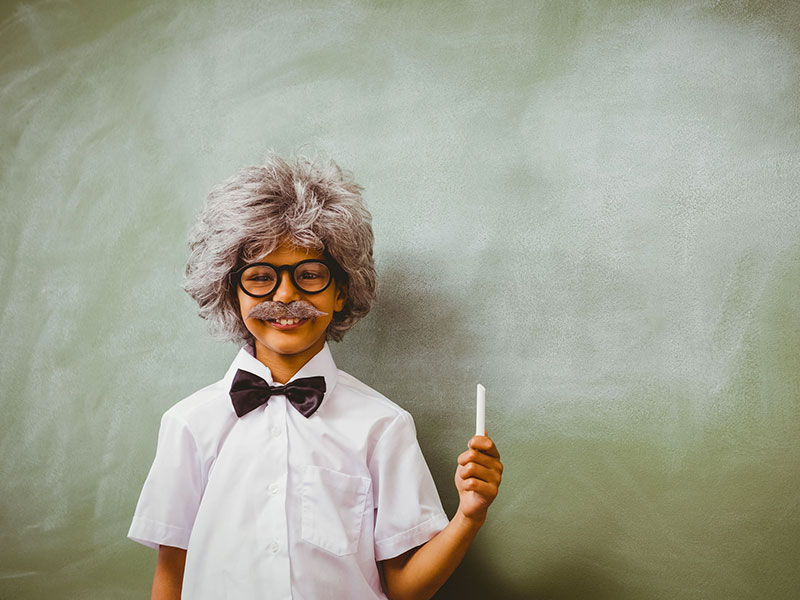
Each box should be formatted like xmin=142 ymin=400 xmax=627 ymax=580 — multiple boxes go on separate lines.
xmin=223 ymin=342 xmax=339 ymax=403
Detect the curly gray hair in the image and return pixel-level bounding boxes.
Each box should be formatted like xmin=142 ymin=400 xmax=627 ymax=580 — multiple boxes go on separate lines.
xmin=184 ymin=152 xmax=376 ymax=345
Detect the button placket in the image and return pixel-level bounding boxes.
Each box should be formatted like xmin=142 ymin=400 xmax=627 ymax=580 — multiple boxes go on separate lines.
xmin=253 ymin=393 xmax=291 ymax=597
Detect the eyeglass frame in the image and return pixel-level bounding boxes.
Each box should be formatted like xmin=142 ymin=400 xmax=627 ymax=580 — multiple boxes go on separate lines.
xmin=229 ymin=258 xmax=338 ymax=298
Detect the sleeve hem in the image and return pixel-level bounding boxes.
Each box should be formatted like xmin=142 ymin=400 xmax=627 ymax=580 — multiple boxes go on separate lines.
xmin=374 ymin=513 xmax=450 ymax=561
xmin=127 ymin=516 xmax=192 ymax=550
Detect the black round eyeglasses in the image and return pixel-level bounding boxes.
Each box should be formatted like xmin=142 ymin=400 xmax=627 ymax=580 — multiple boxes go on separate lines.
xmin=230 ymin=259 xmax=333 ymax=298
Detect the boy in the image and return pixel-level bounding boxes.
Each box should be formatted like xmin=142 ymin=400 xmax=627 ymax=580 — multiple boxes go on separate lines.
xmin=128 ymin=153 xmax=503 ymax=599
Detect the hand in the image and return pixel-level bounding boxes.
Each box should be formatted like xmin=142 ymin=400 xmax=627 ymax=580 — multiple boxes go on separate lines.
xmin=454 ymin=434 xmax=502 ymax=524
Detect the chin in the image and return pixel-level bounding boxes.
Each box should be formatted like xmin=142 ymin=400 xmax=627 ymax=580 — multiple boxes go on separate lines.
xmin=259 ymin=335 xmax=324 ymax=357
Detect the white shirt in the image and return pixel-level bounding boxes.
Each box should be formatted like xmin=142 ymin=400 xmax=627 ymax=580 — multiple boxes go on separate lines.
xmin=128 ymin=343 xmax=449 ymax=599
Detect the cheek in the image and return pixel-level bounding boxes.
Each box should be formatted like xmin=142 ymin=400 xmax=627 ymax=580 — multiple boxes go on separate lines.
xmin=236 ymin=293 xmax=254 ymax=321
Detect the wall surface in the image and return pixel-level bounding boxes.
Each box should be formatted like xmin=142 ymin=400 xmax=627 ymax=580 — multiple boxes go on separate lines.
xmin=1 ymin=1 xmax=799 ymax=598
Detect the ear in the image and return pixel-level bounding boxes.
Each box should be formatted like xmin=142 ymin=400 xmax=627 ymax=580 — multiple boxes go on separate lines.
xmin=333 ymin=282 xmax=346 ymax=313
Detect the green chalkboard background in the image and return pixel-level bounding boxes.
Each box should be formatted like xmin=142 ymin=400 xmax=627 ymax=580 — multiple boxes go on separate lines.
xmin=1 ymin=1 xmax=799 ymax=598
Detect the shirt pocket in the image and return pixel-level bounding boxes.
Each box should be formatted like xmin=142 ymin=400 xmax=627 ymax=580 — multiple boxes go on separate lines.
xmin=301 ymin=465 xmax=371 ymax=556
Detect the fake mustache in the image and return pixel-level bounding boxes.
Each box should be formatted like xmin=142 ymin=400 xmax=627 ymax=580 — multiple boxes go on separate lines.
xmin=247 ymin=300 xmax=328 ymax=321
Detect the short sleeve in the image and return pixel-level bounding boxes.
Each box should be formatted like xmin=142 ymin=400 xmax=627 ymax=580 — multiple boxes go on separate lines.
xmin=127 ymin=411 xmax=205 ymax=550
xmin=369 ymin=411 xmax=450 ymax=561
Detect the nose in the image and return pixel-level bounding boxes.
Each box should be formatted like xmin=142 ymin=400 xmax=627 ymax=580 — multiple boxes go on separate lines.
xmin=271 ymin=270 xmax=302 ymax=304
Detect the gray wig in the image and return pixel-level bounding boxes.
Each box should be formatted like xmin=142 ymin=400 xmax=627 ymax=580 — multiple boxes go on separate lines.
xmin=184 ymin=152 xmax=376 ymax=345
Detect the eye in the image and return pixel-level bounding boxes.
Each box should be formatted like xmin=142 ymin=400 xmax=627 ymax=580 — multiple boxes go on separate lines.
xmin=241 ymin=266 xmax=277 ymax=284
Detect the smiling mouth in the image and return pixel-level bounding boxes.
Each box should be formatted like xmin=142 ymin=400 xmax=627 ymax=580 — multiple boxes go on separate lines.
xmin=266 ymin=318 xmax=309 ymax=329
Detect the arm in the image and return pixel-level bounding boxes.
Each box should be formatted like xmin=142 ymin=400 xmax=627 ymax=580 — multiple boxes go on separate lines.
xmin=381 ymin=435 xmax=503 ymax=600
xmin=151 ymin=545 xmax=187 ymax=600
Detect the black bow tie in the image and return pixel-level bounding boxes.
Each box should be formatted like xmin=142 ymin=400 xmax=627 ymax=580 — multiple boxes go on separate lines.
xmin=229 ymin=369 xmax=326 ymax=418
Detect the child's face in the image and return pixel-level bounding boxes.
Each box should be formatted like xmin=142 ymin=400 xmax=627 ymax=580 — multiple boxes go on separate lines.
xmin=236 ymin=241 xmax=345 ymax=372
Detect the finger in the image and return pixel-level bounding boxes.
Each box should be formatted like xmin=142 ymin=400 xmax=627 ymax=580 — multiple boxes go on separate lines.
xmin=468 ymin=435 xmax=500 ymax=458
xmin=469 ymin=435 xmax=498 ymax=455
xmin=458 ymin=476 xmax=500 ymax=498
xmin=463 ymin=459 xmax=503 ymax=482
xmin=457 ymin=458 xmax=503 ymax=484
xmin=456 ymin=462 xmax=502 ymax=485
xmin=459 ymin=448 xmax=500 ymax=463
xmin=458 ymin=449 xmax=503 ymax=472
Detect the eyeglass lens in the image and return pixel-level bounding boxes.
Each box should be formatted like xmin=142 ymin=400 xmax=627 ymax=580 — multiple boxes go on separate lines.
xmin=239 ymin=261 xmax=331 ymax=296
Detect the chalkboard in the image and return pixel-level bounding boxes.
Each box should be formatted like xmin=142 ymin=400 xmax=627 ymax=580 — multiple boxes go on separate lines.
xmin=1 ymin=1 xmax=798 ymax=598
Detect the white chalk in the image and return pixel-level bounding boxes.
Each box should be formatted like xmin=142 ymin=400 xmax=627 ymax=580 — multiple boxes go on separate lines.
xmin=476 ymin=383 xmax=486 ymax=436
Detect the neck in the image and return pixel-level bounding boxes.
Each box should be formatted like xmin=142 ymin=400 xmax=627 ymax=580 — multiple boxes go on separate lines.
xmin=253 ymin=339 xmax=325 ymax=384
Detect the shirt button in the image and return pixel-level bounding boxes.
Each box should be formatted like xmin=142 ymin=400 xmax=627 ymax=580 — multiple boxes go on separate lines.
xmin=268 ymin=483 xmax=279 ymax=495
xmin=270 ymin=426 xmax=281 ymax=437
xmin=269 ymin=541 xmax=279 ymax=554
